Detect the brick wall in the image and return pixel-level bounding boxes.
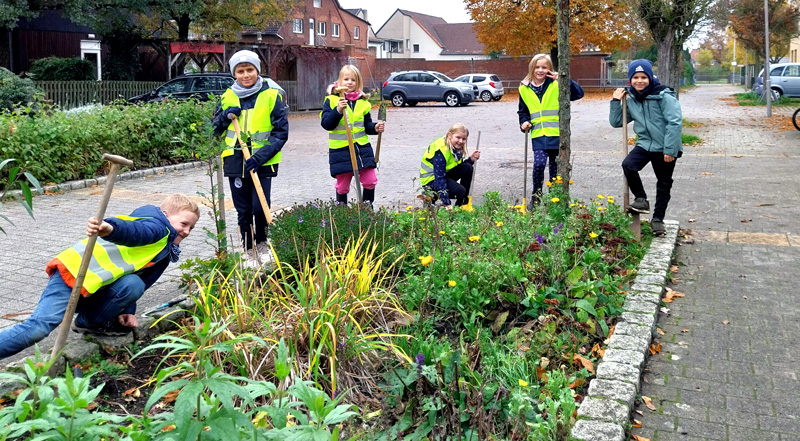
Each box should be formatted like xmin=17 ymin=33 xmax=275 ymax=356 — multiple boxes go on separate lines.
xmin=280 ymin=0 xmax=368 ymax=50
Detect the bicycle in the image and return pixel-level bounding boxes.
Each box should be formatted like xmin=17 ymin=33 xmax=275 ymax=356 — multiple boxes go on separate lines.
xmin=794 ymin=107 xmax=800 ymax=131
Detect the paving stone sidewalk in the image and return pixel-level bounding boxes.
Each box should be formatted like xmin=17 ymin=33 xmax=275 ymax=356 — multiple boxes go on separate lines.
xmin=630 ymin=87 xmax=800 ymax=440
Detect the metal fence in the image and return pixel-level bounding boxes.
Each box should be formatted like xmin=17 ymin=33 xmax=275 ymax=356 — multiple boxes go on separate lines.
xmin=35 ymin=81 xmax=163 ymax=109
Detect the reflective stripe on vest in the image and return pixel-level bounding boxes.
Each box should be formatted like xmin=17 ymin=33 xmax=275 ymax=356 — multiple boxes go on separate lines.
xmin=54 ymin=215 xmax=170 ymax=295
xmin=419 ymin=137 xmax=463 ymax=186
xmin=519 ymin=82 xmax=560 ymax=138
xmin=322 ymin=95 xmax=370 ymax=148
xmin=220 ymin=86 xmax=282 ymax=166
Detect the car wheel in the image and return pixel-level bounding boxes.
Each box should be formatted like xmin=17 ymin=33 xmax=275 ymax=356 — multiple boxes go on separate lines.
xmin=407 ymin=101 xmax=418 ymax=107
xmin=493 ymin=96 xmax=502 ymax=101
xmin=771 ymin=88 xmax=782 ymax=101
xmin=391 ymin=93 xmax=406 ymax=107
xmin=480 ymin=91 xmax=492 ymax=102
xmin=445 ymin=92 xmax=460 ymax=107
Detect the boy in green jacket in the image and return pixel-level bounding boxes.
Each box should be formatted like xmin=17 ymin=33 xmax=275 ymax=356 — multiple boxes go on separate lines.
xmin=610 ymin=59 xmax=683 ymax=235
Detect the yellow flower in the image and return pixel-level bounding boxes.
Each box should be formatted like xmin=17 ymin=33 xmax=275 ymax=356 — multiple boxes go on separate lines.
xmin=597 ymin=207 xmax=604 ymax=211
xmin=395 ymin=212 xmax=400 ymax=215
xmin=495 ymin=221 xmax=504 ymax=227
xmin=569 ymin=180 xmax=574 ymax=184
xmin=551 ymin=197 xmax=560 ymax=203
xmin=419 ymin=217 xmax=427 ymax=220
xmin=518 ymin=379 xmax=529 ymax=387
xmin=590 ymin=232 xmax=599 ymax=238
xmin=597 ymin=194 xmax=605 ymax=199
xmin=439 ymin=230 xmax=446 ymax=235
xmin=448 ymin=280 xmax=456 ymax=287
xmin=556 ymin=176 xmax=562 ymax=180
xmin=607 ymin=197 xmax=615 ymax=204
xmin=419 ymin=255 xmax=433 ymax=266
xmin=570 ymin=203 xmax=577 ymax=207
xmin=468 ymin=235 xmax=481 ymax=242
xmin=545 ymin=181 xmax=553 ymax=187
xmin=189 ymin=123 xmax=197 ymax=131
xmin=406 ymin=206 xmax=413 ymax=211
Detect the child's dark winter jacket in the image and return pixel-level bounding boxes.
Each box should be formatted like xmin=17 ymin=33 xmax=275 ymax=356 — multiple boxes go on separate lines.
xmin=320 ymin=96 xmax=379 ymax=177
xmin=212 ymin=79 xmax=289 ymax=178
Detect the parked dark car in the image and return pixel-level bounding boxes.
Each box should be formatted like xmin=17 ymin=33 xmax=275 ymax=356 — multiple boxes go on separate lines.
xmin=381 ymin=70 xmax=478 ymax=107
xmin=128 ymin=73 xmax=287 ymax=107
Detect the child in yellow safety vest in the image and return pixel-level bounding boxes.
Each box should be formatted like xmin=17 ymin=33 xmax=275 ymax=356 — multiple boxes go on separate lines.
xmin=0 ymin=194 xmax=200 ymax=360
xmin=419 ymin=123 xmax=481 ymax=210
xmin=517 ymin=53 xmax=583 ymax=206
xmin=320 ymin=65 xmax=385 ymax=206
xmin=212 ymin=50 xmax=289 ymax=261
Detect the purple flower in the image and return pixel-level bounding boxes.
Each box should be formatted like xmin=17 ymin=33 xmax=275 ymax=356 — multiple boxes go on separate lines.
xmin=415 ymin=352 xmax=425 ymax=366
xmin=312 ymin=203 xmax=320 ymax=209
xmin=553 ymin=223 xmax=564 ymax=235
xmin=534 ymin=233 xmax=546 ymax=244
xmin=321 ymin=219 xmax=328 ymax=228
xmin=332 ymin=390 xmax=339 ymax=399
xmin=298 ymin=217 xmax=304 ymax=223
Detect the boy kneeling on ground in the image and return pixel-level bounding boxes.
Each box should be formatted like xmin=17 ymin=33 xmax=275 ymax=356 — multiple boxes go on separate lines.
xmin=0 ymin=194 xmax=200 ymax=360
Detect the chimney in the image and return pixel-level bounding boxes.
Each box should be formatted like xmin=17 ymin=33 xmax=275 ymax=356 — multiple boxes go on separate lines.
xmin=362 ymin=9 xmax=368 ymax=22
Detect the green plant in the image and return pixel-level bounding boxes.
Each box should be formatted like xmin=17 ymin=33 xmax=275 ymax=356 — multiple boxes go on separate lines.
xmin=0 ymin=68 xmax=41 ymax=111
xmin=0 ymin=158 xmax=42 ymax=234
xmin=681 ymin=133 xmax=702 ymax=145
xmin=29 ymin=57 xmax=96 ymax=81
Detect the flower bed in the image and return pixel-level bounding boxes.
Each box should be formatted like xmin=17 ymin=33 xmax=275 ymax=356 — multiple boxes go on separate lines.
xmin=0 ymin=182 xmax=652 ymax=440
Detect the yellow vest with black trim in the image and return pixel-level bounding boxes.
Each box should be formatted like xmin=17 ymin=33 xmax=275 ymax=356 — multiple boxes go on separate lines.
xmin=519 ymin=81 xmax=560 ymax=138
xmin=322 ymin=95 xmax=370 ymax=149
xmin=419 ymin=137 xmax=463 ymax=186
xmin=220 ymin=87 xmax=282 ymax=167
xmin=51 ymin=215 xmax=170 ymax=296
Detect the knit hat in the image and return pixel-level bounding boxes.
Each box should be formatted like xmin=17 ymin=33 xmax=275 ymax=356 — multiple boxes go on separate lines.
xmin=628 ymin=59 xmax=654 ymax=83
xmin=229 ymin=50 xmax=261 ymax=74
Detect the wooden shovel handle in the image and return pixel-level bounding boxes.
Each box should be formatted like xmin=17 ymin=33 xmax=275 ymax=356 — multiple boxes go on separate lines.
xmin=231 ymin=118 xmax=273 ymax=224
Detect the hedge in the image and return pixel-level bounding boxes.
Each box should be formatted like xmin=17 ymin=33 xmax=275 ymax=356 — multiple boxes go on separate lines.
xmin=0 ymin=100 xmax=218 ymax=184
xmin=29 ymin=57 xmax=96 ymax=81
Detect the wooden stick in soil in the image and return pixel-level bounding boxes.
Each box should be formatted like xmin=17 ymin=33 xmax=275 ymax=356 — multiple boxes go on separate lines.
xmin=231 ymin=117 xmax=273 ymax=224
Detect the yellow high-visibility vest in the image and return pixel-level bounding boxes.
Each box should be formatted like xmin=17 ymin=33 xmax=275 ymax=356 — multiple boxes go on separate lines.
xmin=322 ymin=95 xmax=370 ymax=149
xmin=519 ymin=81 xmax=560 ymax=138
xmin=49 ymin=215 xmax=170 ymax=296
xmin=419 ymin=137 xmax=462 ymax=186
xmin=220 ymin=87 xmax=282 ymax=166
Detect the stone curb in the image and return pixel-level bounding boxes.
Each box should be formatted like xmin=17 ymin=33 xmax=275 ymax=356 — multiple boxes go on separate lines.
xmin=0 ymin=297 xmax=194 ymax=396
xmin=571 ymin=220 xmax=679 ymax=441
xmin=3 ymin=161 xmax=206 ymax=200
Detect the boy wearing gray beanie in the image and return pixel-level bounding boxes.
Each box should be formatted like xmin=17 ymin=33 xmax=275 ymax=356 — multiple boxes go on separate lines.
xmin=212 ymin=49 xmax=289 ymax=264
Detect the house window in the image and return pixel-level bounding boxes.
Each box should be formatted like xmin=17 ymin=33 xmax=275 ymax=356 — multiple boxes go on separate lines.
xmin=313 ymin=0 xmax=321 ymax=7
xmin=332 ymin=23 xmax=340 ymax=37
xmin=318 ymin=21 xmax=326 ymax=35
xmin=388 ymin=41 xmax=402 ymax=53
xmin=293 ymin=18 xmax=303 ymax=34
xmin=354 ymin=26 xmax=360 ymax=40
xmin=413 ymin=44 xmax=419 ymax=53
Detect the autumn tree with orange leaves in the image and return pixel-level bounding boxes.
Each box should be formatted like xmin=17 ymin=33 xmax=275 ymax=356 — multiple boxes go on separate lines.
xmin=464 ymin=0 xmax=644 ymax=58
xmin=729 ymin=0 xmax=800 ymax=64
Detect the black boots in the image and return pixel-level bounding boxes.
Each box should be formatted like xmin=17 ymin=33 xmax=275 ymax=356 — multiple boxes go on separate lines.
xmin=363 ymin=188 xmax=375 ymax=207
xmin=336 ymin=192 xmax=348 ymax=206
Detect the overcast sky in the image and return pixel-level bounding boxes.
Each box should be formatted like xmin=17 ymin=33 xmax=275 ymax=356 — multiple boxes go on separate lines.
xmin=337 ymin=0 xmax=473 ymax=31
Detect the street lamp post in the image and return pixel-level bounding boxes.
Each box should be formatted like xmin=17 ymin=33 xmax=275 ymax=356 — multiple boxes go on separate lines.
xmin=764 ymin=0 xmax=772 ymax=116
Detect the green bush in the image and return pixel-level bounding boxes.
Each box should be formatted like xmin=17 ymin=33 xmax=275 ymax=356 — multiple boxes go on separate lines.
xmin=0 ymin=68 xmax=40 ymax=111
xmin=28 ymin=57 xmax=96 ymax=81
xmin=0 ymin=99 xmax=217 ymax=184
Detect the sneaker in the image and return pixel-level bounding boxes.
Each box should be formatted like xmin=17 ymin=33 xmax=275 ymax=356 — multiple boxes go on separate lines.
xmin=627 ymin=197 xmax=650 ymax=214
xmin=72 ymin=320 xmax=134 ymax=336
xmin=651 ymin=219 xmax=666 ymax=236
xmin=255 ymin=241 xmax=271 ymax=258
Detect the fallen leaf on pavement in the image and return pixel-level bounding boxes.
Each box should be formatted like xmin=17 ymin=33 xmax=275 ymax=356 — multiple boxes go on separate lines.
xmin=701 ymin=172 xmax=715 ymax=175
xmin=635 ymin=410 xmax=644 ymax=416
xmin=670 ymin=265 xmax=679 ymax=273
xmin=722 ymin=320 xmax=730 ymax=325
xmin=633 ymin=419 xmax=643 ymax=428
xmin=660 ymin=307 xmax=670 ymax=314
xmin=663 ymin=287 xmax=685 ymax=303
xmin=632 ymin=436 xmax=651 ymax=441
xmin=591 ymin=343 xmax=606 ymax=358
xmin=681 ymin=328 xmax=689 ymax=333
xmin=732 ymin=155 xmax=743 ymax=158
xmin=743 ymin=295 xmax=748 ymax=299
xmin=740 ymin=219 xmax=752 ymax=223
xmin=656 ymin=328 xmax=665 ymax=335
xmin=688 ymin=218 xmax=696 ymax=223
xmin=642 ymin=396 xmax=657 ymax=411
xmin=678 ymin=341 xmax=688 ymax=345
xmin=649 ymin=342 xmax=662 ymax=355
xmin=755 ymin=203 xmax=774 ymax=207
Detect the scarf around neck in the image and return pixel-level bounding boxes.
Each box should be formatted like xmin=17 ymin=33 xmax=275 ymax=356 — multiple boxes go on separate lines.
xmin=231 ymin=78 xmax=263 ymax=99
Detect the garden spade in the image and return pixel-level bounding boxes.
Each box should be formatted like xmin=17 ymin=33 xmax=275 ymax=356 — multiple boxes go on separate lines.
xmin=231 ymin=117 xmax=273 ymax=224
xmin=334 ymin=88 xmax=363 ymax=203
xmin=464 ymin=130 xmax=481 ymax=211
xmin=522 ymin=129 xmax=529 ymax=214
xmin=374 ymin=102 xmax=387 ymax=166
xmin=49 ymin=153 xmax=134 ymax=375
xmin=621 ymin=92 xmax=641 ymax=240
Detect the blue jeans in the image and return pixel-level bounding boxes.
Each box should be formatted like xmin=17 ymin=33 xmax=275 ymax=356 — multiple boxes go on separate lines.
xmin=0 ymin=272 xmax=145 ymax=360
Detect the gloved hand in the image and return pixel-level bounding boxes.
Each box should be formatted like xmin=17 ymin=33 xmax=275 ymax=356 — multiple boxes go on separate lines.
xmin=245 ymin=157 xmax=260 ymax=172
xmin=224 ymin=106 xmax=241 ymax=120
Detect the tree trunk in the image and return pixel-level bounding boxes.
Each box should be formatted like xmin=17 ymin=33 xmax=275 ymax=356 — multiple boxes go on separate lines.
xmin=176 ymin=14 xmax=191 ymax=41
xmin=556 ymin=0 xmax=572 ymax=195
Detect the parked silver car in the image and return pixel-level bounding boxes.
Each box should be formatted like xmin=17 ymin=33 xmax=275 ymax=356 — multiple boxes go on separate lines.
xmin=381 ymin=70 xmax=478 ymax=107
xmin=453 ymin=73 xmax=505 ymax=102
xmin=754 ymin=63 xmax=800 ymax=98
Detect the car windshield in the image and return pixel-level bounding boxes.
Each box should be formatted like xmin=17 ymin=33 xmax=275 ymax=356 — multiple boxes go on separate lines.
xmin=433 ymin=72 xmax=453 ymax=82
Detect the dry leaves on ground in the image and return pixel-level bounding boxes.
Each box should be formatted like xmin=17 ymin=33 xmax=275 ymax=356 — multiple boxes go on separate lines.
xmin=663 ymin=287 xmax=685 ymax=303
xmin=573 ymin=353 xmax=595 ymax=374
xmin=591 ymin=343 xmax=606 ymax=358
xmin=642 ymin=395 xmax=657 ymax=411
xmin=722 ymin=320 xmax=731 ymax=325
xmin=633 ymin=419 xmax=643 ymax=428
xmin=701 ymin=172 xmax=715 ymax=175
xmin=649 ymin=340 xmax=662 ymax=355
xmin=632 ymin=436 xmax=651 ymax=441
